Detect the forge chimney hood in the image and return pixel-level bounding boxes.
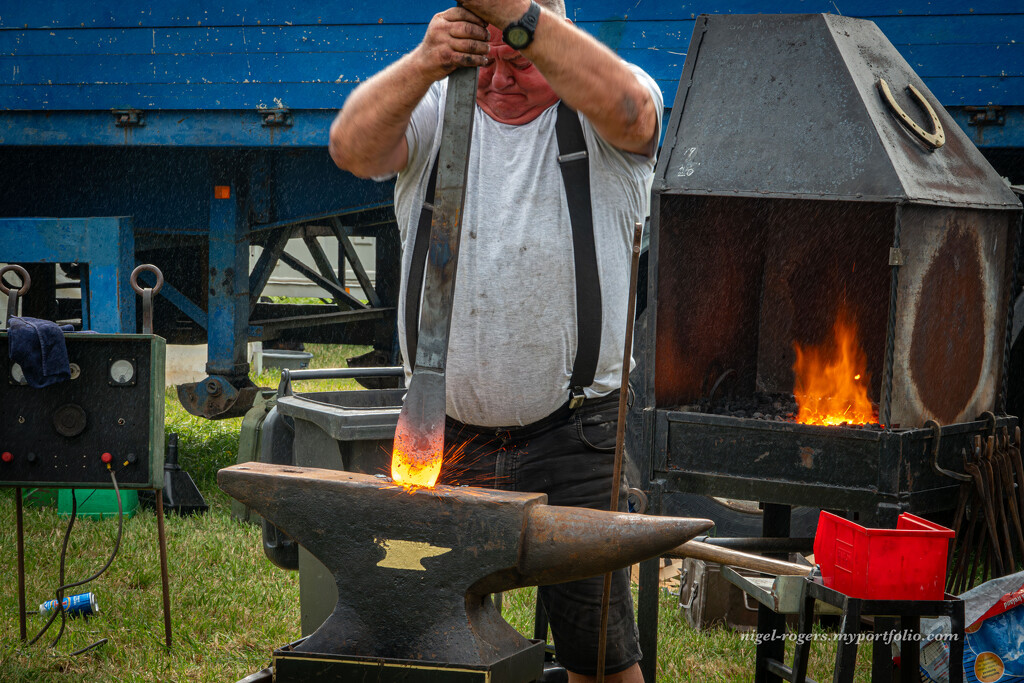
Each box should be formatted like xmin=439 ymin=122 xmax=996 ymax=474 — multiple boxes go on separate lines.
xmin=657 ymin=13 xmax=1019 ymax=210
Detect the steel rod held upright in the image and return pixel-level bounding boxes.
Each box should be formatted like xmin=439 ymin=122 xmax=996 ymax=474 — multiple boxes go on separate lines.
xmin=596 ymin=221 xmax=645 ymax=681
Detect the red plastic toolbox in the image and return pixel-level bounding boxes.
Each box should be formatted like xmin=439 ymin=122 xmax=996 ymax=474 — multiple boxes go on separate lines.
xmin=813 ymin=511 xmax=954 ymax=601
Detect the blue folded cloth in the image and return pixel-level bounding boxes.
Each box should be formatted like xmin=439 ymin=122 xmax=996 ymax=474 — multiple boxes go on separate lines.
xmin=8 ymin=316 xmax=76 ymax=388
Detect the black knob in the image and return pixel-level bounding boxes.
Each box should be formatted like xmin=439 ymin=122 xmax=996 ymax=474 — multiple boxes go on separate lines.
xmin=53 ymin=404 xmax=87 ymax=438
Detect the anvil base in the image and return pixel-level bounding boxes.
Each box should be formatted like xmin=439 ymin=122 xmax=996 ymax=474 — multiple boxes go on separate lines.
xmin=272 ymin=637 xmax=546 ymax=683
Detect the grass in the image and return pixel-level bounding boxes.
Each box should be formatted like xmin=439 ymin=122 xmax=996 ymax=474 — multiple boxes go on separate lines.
xmin=0 ymin=343 xmax=876 ymax=682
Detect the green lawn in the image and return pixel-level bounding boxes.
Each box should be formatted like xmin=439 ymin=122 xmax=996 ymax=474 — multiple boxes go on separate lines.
xmin=0 ymin=344 xmax=875 ymax=682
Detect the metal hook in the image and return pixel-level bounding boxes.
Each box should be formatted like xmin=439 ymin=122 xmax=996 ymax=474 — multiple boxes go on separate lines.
xmin=926 ymin=419 xmax=972 ymax=482
xmin=0 ymin=264 xmax=32 ymax=326
xmin=878 ymin=78 xmax=945 ymax=150
xmin=978 ymin=411 xmax=998 ymax=440
xmin=130 ymin=264 xmax=163 ymax=335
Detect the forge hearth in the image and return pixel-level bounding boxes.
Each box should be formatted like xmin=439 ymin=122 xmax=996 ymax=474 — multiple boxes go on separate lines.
xmin=647 ymin=14 xmax=1020 ymax=431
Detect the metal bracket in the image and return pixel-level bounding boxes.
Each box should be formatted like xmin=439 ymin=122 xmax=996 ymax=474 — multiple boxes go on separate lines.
xmin=112 ymin=109 xmax=146 ymax=128
xmin=926 ymin=419 xmax=972 ymax=482
xmin=130 ymin=264 xmax=163 ymax=334
xmin=877 ymin=78 xmax=945 ymax=150
xmin=260 ymin=108 xmax=293 ymax=128
xmin=965 ymin=105 xmax=1005 ymax=128
xmin=888 ymin=247 xmax=905 ymax=266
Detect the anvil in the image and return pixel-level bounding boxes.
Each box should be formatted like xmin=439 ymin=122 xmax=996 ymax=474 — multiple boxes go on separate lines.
xmin=219 ymin=462 xmax=713 ymax=682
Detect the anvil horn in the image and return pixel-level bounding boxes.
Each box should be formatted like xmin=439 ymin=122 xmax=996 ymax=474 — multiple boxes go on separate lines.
xmin=515 ymin=504 xmax=714 ymax=588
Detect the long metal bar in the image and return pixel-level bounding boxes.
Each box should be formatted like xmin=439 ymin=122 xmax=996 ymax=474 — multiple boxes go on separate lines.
xmin=390 ymin=65 xmax=477 ymax=481
xmin=278 ymin=251 xmax=367 ymax=310
xmin=596 ymin=222 xmax=644 ymax=682
xmin=249 ymin=227 xmax=293 ymax=313
xmin=155 ymin=489 xmax=173 ymax=649
xmin=300 ymin=232 xmax=346 ymax=291
xmin=665 ymin=540 xmax=812 ymax=576
xmin=249 ymin=307 xmax=387 ymax=337
xmin=694 ymin=536 xmax=814 ymax=553
xmin=16 ymin=487 xmax=27 ymax=641
xmin=330 ymin=219 xmax=382 ymax=308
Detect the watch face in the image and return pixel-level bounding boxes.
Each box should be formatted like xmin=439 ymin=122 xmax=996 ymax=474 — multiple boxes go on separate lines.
xmin=507 ymin=26 xmax=529 ymax=47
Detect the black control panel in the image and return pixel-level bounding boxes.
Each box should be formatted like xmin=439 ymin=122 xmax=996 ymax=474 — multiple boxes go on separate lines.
xmin=0 ymin=334 xmax=165 ymax=489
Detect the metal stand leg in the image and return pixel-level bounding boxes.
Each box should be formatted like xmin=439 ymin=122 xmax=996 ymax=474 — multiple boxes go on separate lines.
xmin=949 ymin=600 xmax=965 ymax=683
xmin=790 ymin=589 xmax=815 ymax=683
xmin=637 ymin=557 xmax=661 ymax=683
xmin=871 ymin=617 xmax=897 ymax=683
xmin=898 ymin=616 xmax=919 ymax=683
xmin=156 ymin=490 xmax=173 ymax=648
xmin=755 ymin=504 xmax=791 ymax=683
xmin=533 ymin=594 xmax=548 ymax=642
xmin=16 ymin=487 xmax=27 ymax=641
xmin=832 ymin=597 xmax=860 ymax=683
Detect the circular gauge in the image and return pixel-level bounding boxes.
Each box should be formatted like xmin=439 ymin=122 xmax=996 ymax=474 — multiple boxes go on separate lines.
xmin=69 ymin=363 xmax=82 ymax=380
xmin=110 ymin=359 xmax=135 ymax=385
xmin=11 ymin=363 xmax=26 ymax=385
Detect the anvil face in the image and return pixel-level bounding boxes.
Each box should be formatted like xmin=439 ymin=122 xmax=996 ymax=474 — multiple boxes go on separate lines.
xmin=217 ymin=462 xmax=713 ymax=668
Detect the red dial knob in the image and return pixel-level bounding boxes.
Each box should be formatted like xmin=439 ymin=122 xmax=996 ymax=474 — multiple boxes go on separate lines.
xmin=1 ymin=451 xmax=12 ymax=463
xmin=101 ymin=452 xmax=113 ymax=464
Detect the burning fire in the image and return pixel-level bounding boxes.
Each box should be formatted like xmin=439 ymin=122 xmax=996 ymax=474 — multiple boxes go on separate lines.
xmin=792 ymin=309 xmax=877 ymax=426
xmin=391 ymin=424 xmax=443 ymax=488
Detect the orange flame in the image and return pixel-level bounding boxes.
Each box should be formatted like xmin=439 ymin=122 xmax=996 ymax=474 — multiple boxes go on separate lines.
xmin=792 ymin=310 xmax=877 ymax=426
xmin=391 ymin=423 xmax=443 ymax=489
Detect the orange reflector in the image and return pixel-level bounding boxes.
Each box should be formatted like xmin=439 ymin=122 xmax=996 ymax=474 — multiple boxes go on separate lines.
xmin=214 ymin=185 xmax=231 ymax=199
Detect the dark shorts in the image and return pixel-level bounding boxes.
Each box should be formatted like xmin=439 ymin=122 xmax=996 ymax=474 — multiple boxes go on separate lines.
xmin=439 ymin=396 xmax=642 ymax=676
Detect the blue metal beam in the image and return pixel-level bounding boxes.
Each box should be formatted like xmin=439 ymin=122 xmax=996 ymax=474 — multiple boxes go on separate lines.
xmin=205 ymin=180 xmax=250 ymax=377
xmin=0 ymin=216 xmax=135 ymax=333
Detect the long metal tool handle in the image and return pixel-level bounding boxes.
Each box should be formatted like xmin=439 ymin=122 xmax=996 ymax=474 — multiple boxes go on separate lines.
xmin=596 ymin=222 xmax=645 ymax=682
xmin=391 ymin=65 xmax=477 ymax=482
xmin=16 ymin=487 xmax=27 ymax=641
xmin=666 ymin=540 xmax=813 ymax=576
xmin=414 ymin=66 xmax=477 ymax=373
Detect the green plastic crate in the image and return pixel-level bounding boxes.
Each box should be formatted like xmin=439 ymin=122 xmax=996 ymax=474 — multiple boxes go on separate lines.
xmin=58 ymin=489 xmax=139 ymax=520
xmin=22 ymin=488 xmax=58 ymax=507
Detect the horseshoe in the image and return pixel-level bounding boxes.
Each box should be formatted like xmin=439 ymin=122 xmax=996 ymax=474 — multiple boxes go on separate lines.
xmin=878 ymin=78 xmax=945 ymax=150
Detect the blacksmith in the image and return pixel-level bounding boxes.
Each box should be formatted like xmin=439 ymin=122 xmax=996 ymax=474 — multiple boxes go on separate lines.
xmin=329 ymin=1 xmax=662 ymax=680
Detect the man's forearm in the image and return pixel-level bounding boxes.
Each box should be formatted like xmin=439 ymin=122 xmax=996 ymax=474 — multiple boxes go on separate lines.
xmin=523 ymin=10 xmax=658 ymax=155
xmin=329 ymin=52 xmax=435 ymax=179
xmin=330 ymin=7 xmax=491 ymax=178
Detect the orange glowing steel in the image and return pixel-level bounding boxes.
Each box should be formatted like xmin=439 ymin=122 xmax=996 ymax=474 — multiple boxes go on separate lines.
xmin=792 ymin=310 xmax=877 ymax=426
xmin=391 ymin=423 xmax=443 ymax=488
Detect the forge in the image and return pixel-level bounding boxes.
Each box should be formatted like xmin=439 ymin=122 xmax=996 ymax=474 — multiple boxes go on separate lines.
xmin=631 ymin=12 xmax=1023 ymax=529
xmin=219 ymin=462 xmax=713 ymax=682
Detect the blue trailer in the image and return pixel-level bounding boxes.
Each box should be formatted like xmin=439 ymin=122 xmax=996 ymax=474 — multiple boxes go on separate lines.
xmin=2 ymin=1 xmax=1022 ymax=417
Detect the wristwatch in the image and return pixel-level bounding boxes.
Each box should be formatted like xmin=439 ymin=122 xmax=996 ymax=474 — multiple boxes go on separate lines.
xmin=502 ymin=1 xmax=541 ymax=50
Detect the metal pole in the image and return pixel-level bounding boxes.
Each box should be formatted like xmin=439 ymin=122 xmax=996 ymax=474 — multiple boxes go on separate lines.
xmin=596 ymin=222 xmax=645 ymax=682
xmin=155 ymin=489 xmax=173 ymax=648
xmin=16 ymin=487 xmax=27 ymax=641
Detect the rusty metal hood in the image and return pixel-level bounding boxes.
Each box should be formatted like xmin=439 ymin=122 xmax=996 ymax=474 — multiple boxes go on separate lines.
xmin=657 ymin=13 xmax=1020 ymax=210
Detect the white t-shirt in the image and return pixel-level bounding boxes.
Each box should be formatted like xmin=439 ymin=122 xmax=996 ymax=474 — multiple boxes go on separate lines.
xmin=393 ymin=63 xmax=663 ymax=427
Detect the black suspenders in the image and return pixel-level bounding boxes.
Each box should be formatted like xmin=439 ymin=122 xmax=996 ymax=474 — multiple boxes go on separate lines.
xmin=406 ymin=101 xmax=602 ymax=409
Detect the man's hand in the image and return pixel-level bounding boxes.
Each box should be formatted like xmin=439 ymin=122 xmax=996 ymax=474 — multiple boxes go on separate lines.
xmin=411 ymin=7 xmax=492 ymax=82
